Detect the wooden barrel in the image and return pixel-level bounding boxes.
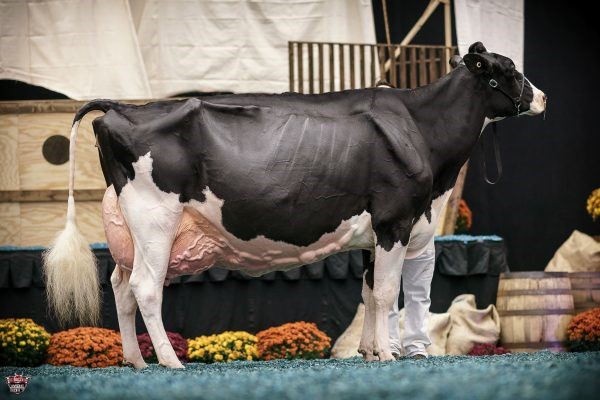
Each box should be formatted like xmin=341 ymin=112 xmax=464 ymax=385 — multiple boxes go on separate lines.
xmin=496 ymin=272 xmax=574 ymax=352
xmin=570 ymin=272 xmax=600 ymax=314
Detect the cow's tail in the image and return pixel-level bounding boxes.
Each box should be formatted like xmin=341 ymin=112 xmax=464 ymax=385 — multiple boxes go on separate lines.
xmin=42 ymin=100 xmax=116 ymax=327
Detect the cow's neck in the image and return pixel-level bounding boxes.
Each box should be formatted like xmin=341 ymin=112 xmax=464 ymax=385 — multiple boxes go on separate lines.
xmin=402 ymin=67 xmax=488 ymax=197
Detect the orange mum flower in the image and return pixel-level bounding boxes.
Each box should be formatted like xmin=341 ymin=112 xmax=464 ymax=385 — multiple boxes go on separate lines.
xmin=256 ymin=321 xmax=331 ymax=361
xmin=47 ymin=327 xmax=123 ymax=368
xmin=566 ymin=308 xmax=600 ymax=352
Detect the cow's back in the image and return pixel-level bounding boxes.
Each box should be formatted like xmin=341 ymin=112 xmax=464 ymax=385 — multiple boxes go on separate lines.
xmin=95 ymin=90 xmax=387 ymax=248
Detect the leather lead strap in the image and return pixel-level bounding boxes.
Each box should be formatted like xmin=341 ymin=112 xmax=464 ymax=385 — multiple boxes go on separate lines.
xmin=481 ymin=122 xmax=503 ymax=184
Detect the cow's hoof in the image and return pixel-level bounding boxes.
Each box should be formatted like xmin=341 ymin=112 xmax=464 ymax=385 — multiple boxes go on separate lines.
xmin=409 ymin=354 xmax=427 ymax=360
xmin=376 ymin=350 xmax=395 ymax=361
xmin=358 ymin=349 xmax=378 ymax=361
xmin=124 ymin=359 xmax=149 ymax=369
xmin=160 ymin=360 xmax=185 ymax=369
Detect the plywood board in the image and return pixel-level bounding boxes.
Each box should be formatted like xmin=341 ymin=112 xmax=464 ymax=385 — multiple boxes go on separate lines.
xmin=0 ymin=203 xmax=21 ymax=245
xmin=19 ymin=201 xmax=105 ymax=246
xmin=0 ymin=115 xmax=20 ymax=191
xmin=18 ymin=112 xmax=105 ymax=191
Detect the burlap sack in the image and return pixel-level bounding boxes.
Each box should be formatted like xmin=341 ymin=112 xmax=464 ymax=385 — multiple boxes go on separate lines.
xmin=331 ymin=303 xmax=365 ymax=358
xmin=445 ymin=294 xmax=501 ymax=355
xmin=545 ymin=230 xmax=600 ymax=272
xmin=330 ymin=303 xmax=452 ymax=358
xmin=397 ymin=308 xmax=452 ymax=356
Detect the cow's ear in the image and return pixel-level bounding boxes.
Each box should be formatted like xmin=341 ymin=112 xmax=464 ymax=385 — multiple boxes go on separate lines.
xmin=463 ymin=53 xmax=492 ymax=74
xmin=468 ymin=42 xmax=487 ymax=54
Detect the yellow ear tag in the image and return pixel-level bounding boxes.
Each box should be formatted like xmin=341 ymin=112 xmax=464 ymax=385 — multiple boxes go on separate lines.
xmin=476 ymin=62 xmax=482 ymax=68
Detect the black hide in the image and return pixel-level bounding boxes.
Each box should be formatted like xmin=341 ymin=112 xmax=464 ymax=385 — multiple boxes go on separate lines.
xmin=78 ymin=46 xmax=535 ymax=252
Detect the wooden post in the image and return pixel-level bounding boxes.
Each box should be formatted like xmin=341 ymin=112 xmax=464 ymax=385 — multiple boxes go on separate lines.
xmin=329 ymin=43 xmax=335 ymax=92
xmin=443 ymin=0 xmax=452 ymax=74
xmin=359 ymin=44 xmax=366 ymax=88
xmin=339 ymin=44 xmax=345 ymax=90
xmin=370 ymin=45 xmax=377 ymax=86
xmin=409 ymin=47 xmax=417 ymax=88
xmin=289 ymin=42 xmax=294 ymax=92
xmin=418 ymin=47 xmax=427 ymax=86
xmin=297 ymin=42 xmax=304 ymax=94
xmin=318 ymin=43 xmax=324 ymax=93
xmin=440 ymin=162 xmax=469 ymax=235
xmin=308 ymin=43 xmax=314 ymax=94
xmin=349 ymin=45 xmax=355 ymax=89
xmin=384 ymin=0 xmax=441 ymax=72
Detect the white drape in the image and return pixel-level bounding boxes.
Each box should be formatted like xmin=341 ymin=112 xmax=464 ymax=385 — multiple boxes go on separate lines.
xmin=0 ymin=0 xmax=376 ymax=99
xmin=0 ymin=0 xmax=152 ymax=99
xmin=453 ymin=0 xmax=524 ymax=72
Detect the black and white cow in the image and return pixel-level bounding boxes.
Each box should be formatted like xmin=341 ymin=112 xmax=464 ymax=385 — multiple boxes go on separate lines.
xmin=44 ymin=42 xmax=545 ymax=368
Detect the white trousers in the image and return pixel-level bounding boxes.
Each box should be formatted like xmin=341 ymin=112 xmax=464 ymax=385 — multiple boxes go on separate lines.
xmin=388 ymin=241 xmax=435 ymax=357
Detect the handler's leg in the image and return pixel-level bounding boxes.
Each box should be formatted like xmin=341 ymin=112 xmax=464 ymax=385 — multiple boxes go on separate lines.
xmin=401 ymin=239 xmax=435 ymax=357
xmin=387 ymin=292 xmax=402 ymax=359
xmin=111 ymin=266 xmax=147 ymax=369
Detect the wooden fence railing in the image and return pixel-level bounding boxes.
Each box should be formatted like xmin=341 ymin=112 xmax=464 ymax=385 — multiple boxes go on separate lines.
xmin=289 ymin=41 xmax=458 ymax=93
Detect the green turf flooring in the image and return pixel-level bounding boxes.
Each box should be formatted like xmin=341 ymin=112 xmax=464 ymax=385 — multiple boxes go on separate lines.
xmin=1 ymin=351 xmax=599 ymax=400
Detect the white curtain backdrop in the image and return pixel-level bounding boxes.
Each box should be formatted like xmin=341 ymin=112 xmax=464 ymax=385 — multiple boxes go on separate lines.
xmin=453 ymin=0 xmax=524 ymax=72
xmin=0 ymin=0 xmax=152 ymax=99
xmin=0 ymin=0 xmax=376 ymax=99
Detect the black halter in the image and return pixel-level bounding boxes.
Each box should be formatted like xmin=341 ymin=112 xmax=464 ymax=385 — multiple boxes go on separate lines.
xmin=488 ymin=72 xmax=528 ymax=115
xmin=480 ymin=71 xmax=531 ymax=184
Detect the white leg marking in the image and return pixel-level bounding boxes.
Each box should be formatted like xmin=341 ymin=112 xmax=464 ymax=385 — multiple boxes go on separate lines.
xmin=119 ymin=153 xmax=184 ymax=368
xmin=372 ymin=241 xmax=406 ymax=361
xmin=401 ymin=239 xmax=435 ymax=357
xmin=111 ymin=266 xmax=147 ymax=369
xmin=359 ymin=271 xmax=378 ymax=361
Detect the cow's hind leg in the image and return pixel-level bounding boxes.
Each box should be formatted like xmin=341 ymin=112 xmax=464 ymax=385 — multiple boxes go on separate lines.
xmin=129 ymin=242 xmax=183 ymax=368
xmin=111 ymin=265 xmax=147 ymax=369
xmin=118 ymin=155 xmax=185 ymax=368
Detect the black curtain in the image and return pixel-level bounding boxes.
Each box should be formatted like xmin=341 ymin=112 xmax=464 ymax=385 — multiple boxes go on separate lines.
xmin=462 ymin=1 xmax=600 ymax=269
xmin=0 ymin=242 xmax=507 ymax=341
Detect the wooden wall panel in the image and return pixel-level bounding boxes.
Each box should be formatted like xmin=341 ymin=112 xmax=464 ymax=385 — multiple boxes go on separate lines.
xmin=19 ymin=201 xmax=105 ymax=247
xmin=18 ymin=112 xmax=105 ymax=191
xmin=0 ymin=203 xmax=20 ymax=245
xmin=0 ymin=101 xmax=137 ymax=246
xmin=0 ymin=115 xmax=20 ymax=191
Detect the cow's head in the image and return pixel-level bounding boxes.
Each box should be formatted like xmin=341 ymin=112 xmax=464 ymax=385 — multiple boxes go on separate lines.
xmin=460 ymin=42 xmax=546 ymax=119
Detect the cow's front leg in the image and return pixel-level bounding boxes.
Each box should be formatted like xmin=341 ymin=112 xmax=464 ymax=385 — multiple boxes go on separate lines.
xmin=372 ymin=241 xmax=406 ymax=361
xmin=358 ymin=253 xmax=377 ymax=361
